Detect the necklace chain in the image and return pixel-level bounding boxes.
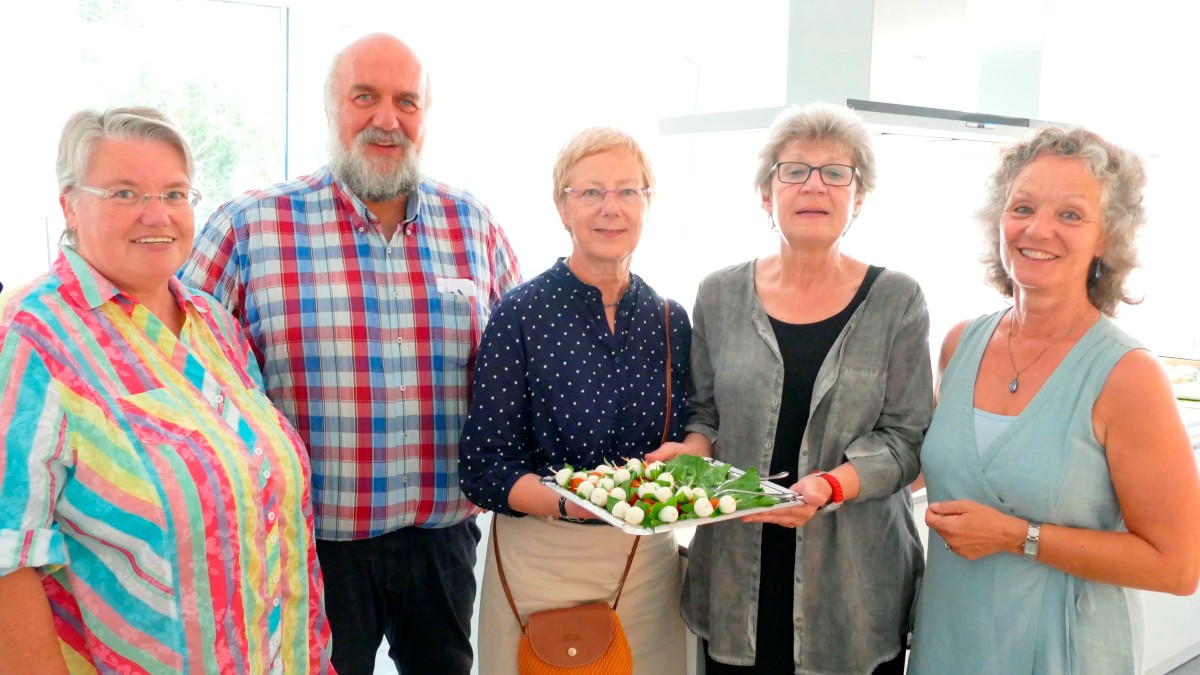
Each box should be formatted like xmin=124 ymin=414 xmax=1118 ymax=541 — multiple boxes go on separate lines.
xmin=565 ymin=256 xmax=623 ymax=310
xmin=1005 ymin=311 xmax=1056 ymax=394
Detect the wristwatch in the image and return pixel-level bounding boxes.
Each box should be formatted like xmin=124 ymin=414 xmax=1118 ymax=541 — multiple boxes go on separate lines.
xmin=1023 ymin=521 xmax=1042 ymax=560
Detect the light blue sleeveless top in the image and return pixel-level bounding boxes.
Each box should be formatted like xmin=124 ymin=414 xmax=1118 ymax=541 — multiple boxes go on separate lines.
xmin=909 ymin=310 xmax=1145 ymax=675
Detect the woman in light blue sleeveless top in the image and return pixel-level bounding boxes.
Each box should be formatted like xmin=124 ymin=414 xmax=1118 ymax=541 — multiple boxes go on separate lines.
xmin=909 ymin=128 xmax=1200 ymax=674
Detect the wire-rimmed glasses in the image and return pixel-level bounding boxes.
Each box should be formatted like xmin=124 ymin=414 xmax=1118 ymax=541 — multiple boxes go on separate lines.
xmin=562 ymin=187 xmax=651 ymax=206
xmin=75 ymin=185 xmax=203 ymax=209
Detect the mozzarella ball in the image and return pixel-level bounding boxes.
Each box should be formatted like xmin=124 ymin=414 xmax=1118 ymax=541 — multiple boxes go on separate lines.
xmin=572 ymin=471 xmax=588 ymax=482
xmin=611 ymin=501 xmax=630 ymax=520
xmin=659 ymin=505 xmax=679 ymax=524
xmin=587 ymin=473 xmax=601 ymax=484
xmin=692 ymin=487 xmax=708 ymax=500
xmin=626 ymin=458 xmax=643 ymax=474
xmin=555 ymin=468 xmax=572 ymax=487
xmin=636 ymin=483 xmax=656 ymax=499
xmin=590 ymin=487 xmax=609 ymax=506
xmin=576 ymin=482 xmax=595 ymax=499
xmin=656 ymin=472 xmax=675 ymax=486
xmin=654 ymin=486 xmax=673 ymax=503
xmin=609 ymin=487 xmax=627 ymax=502
xmin=613 ymin=468 xmax=631 ymax=484
xmin=675 ymin=486 xmax=694 ymax=502
xmin=594 ymin=464 xmax=615 ymax=475
xmin=718 ymin=495 xmax=737 ymax=514
xmin=624 ymin=506 xmax=645 ymax=525
xmin=598 ymin=477 xmax=616 ymax=492
xmin=693 ymin=498 xmax=715 ymax=518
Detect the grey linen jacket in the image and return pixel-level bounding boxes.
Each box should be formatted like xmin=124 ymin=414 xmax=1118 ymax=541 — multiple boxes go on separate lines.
xmin=682 ymin=261 xmax=933 ymax=675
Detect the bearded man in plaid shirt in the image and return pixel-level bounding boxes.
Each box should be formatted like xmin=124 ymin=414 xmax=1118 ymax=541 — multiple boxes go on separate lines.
xmin=180 ymin=33 xmax=521 ymax=675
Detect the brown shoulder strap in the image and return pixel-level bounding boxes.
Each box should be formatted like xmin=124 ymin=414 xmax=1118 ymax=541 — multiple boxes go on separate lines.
xmin=491 ymin=516 xmax=527 ymax=632
xmin=492 ymin=518 xmax=642 ymax=619
xmin=661 ymin=300 xmax=672 ymax=446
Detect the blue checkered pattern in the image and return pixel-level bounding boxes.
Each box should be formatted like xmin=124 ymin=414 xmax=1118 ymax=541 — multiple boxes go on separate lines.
xmin=180 ymin=166 xmax=521 ymax=539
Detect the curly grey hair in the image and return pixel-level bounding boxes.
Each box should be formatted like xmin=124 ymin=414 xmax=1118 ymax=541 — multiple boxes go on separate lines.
xmin=978 ymin=126 xmax=1145 ymax=316
xmin=754 ymin=102 xmax=877 ymax=199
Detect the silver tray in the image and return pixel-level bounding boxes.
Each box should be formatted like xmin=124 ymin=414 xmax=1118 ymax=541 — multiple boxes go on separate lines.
xmin=540 ymin=458 xmax=803 ymax=536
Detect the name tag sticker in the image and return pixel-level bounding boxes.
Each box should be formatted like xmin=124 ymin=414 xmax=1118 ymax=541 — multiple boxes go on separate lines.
xmin=436 ymin=277 xmax=477 ymax=296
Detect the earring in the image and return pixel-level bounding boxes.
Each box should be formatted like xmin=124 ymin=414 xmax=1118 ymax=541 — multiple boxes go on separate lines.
xmin=1092 ymin=257 xmax=1103 ymax=281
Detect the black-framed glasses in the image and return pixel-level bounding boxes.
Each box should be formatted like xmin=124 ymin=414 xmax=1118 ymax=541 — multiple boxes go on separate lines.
xmin=75 ymin=185 xmax=202 ymax=209
xmin=563 ymin=187 xmax=651 ymax=206
xmin=772 ymin=162 xmax=857 ymax=187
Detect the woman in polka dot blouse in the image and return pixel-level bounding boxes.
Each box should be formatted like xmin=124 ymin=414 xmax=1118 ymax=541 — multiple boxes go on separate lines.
xmin=460 ymin=127 xmax=691 ymax=674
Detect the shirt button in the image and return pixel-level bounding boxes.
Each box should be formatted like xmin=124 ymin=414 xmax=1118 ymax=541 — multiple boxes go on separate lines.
xmin=396 ymin=336 xmax=403 ymax=343
xmin=358 ymin=226 xmax=365 ymax=233
xmin=273 ymin=598 xmax=280 ymax=607
xmin=267 ymin=511 xmax=276 ymax=522
xmin=393 ymin=290 xmax=400 ymax=298
xmin=269 ymin=534 xmax=278 ymax=544
xmin=215 ymin=394 xmax=225 ymax=404
xmin=263 ymin=469 xmax=271 ymax=479
xmin=400 ymin=385 xmax=407 ymax=392
xmin=386 ymin=248 xmax=392 ymax=255
xmin=254 ymin=447 xmax=264 ymax=456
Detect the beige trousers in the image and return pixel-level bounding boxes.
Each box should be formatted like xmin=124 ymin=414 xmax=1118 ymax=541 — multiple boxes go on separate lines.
xmin=478 ymin=514 xmax=686 ymax=675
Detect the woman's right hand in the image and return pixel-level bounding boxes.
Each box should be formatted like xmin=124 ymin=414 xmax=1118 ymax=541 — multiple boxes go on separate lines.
xmin=644 ymin=432 xmax=712 ymax=463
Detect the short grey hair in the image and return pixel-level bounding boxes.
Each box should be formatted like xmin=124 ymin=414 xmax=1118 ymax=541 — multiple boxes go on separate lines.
xmin=754 ymin=102 xmax=877 ymax=198
xmin=978 ymin=126 xmax=1146 ymax=316
xmin=56 ymin=107 xmax=195 ymax=198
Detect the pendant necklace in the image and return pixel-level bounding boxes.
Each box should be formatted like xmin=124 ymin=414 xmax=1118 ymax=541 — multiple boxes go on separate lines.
xmin=1005 ymin=311 xmax=1055 ymax=394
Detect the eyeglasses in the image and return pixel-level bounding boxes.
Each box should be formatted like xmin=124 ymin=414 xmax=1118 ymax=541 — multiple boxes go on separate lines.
xmin=772 ymin=162 xmax=857 ymax=187
xmin=563 ymin=187 xmax=651 ymax=206
xmin=75 ymin=185 xmax=202 ymax=209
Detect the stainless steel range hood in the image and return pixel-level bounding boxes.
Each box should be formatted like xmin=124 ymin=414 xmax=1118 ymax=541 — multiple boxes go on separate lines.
xmin=659 ymin=98 xmax=1062 ymax=142
xmin=658 ymin=0 xmax=1066 ymax=143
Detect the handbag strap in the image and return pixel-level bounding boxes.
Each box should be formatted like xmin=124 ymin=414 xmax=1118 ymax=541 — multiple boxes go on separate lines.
xmin=492 ymin=518 xmax=641 ymax=631
xmin=491 ymin=298 xmax=673 ymax=629
xmin=660 ymin=299 xmax=672 ymax=446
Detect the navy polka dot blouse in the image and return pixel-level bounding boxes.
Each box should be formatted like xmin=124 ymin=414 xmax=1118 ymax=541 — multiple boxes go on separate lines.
xmin=459 ymin=257 xmax=691 ymax=516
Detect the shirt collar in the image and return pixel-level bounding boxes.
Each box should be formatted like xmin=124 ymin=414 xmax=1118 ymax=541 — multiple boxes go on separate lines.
xmin=328 ymin=167 xmax=421 ymax=231
xmin=55 ymin=245 xmax=205 ymax=314
xmin=549 ymin=257 xmax=641 ymax=304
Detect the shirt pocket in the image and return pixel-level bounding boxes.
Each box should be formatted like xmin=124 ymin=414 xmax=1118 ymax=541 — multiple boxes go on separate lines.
xmin=438 ymin=292 xmax=478 ymax=368
xmin=116 ymin=387 xmax=204 ymax=446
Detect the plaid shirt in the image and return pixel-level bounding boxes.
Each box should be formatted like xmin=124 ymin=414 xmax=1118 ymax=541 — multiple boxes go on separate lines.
xmin=180 ymin=167 xmax=521 ymax=540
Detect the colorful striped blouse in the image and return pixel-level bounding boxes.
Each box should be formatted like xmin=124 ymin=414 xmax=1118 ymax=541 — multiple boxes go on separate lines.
xmin=0 ymin=248 xmax=332 ymax=673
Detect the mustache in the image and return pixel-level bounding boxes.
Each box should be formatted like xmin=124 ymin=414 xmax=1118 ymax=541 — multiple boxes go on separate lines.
xmin=356 ymin=127 xmax=413 ymax=149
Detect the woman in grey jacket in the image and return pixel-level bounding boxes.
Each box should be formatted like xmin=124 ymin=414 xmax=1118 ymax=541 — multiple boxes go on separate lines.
xmin=648 ymin=102 xmax=932 ymax=675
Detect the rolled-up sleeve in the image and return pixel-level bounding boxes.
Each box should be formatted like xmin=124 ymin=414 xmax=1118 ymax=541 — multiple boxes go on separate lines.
xmin=458 ymin=301 xmax=537 ymax=515
xmin=0 ymin=329 xmax=70 ymax=577
xmin=846 ymin=282 xmax=933 ymax=499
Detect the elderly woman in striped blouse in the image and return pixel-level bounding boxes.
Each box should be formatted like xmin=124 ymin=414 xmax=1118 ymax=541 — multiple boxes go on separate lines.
xmin=0 ymin=107 xmax=332 ymax=673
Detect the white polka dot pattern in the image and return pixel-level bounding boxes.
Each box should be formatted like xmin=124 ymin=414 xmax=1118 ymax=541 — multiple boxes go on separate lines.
xmin=459 ymin=258 xmax=691 ymax=514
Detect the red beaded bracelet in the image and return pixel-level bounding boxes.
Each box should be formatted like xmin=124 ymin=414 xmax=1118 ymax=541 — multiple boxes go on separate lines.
xmin=812 ymin=471 xmax=844 ymax=509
